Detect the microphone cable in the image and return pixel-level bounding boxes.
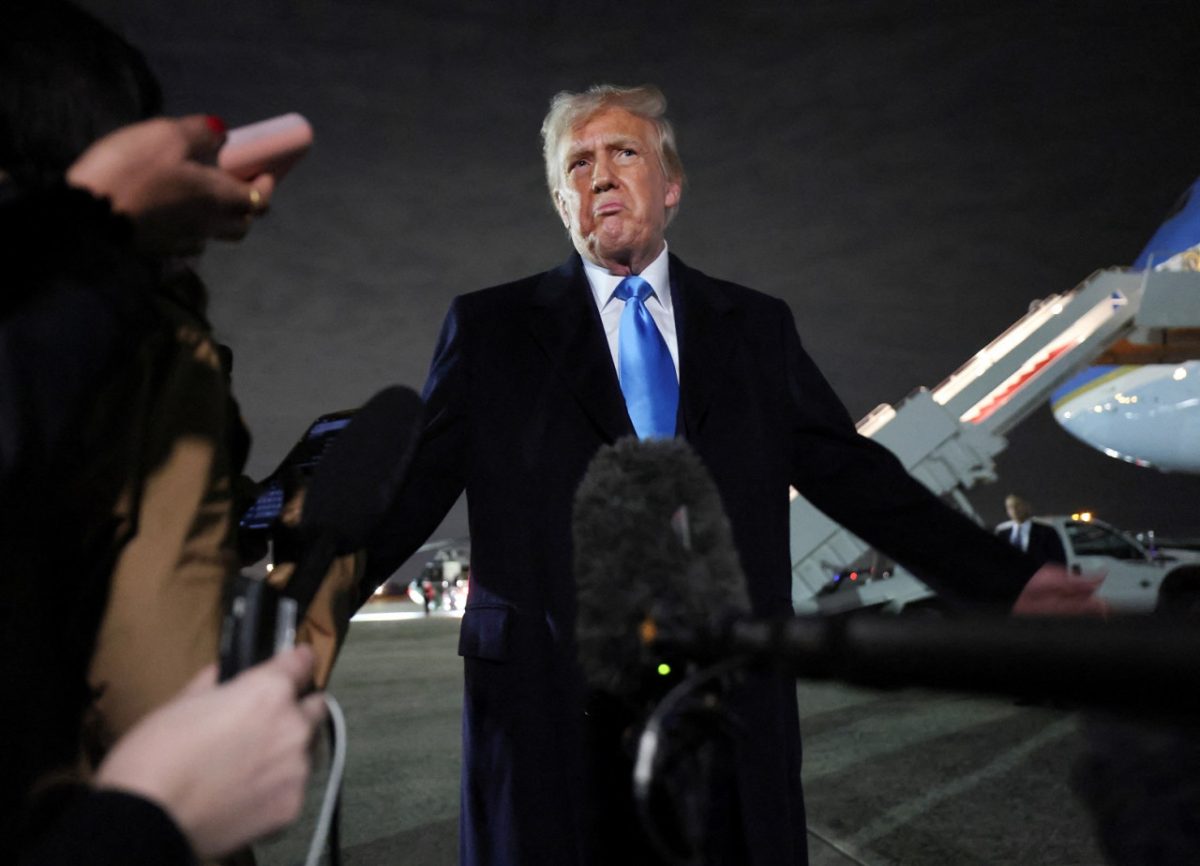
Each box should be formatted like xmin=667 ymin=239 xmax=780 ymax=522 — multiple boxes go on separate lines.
xmin=303 ymin=692 xmax=347 ymax=866
xmin=632 ymin=656 xmax=750 ymax=866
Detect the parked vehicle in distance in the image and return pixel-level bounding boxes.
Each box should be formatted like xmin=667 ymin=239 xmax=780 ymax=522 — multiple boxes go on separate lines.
xmin=1045 ymin=515 xmax=1200 ymax=614
xmin=373 ymin=538 xmax=470 ymax=612
xmin=407 ymin=545 xmax=470 ymax=613
xmin=807 ymin=515 xmax=1200 ymax=616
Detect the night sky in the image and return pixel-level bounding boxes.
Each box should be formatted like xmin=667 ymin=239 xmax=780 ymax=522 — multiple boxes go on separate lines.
xmin=81 ymin=0 xmax=1200 ymax=569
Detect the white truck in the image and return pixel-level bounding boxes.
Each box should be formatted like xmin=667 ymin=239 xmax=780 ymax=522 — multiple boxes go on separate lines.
xmin=806 ymin=514 xmax=1200 ymax=615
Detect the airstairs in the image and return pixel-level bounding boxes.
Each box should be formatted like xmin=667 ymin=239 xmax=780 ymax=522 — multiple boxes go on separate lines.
xmin=790 ymin=267 xmax=1198 ymax=612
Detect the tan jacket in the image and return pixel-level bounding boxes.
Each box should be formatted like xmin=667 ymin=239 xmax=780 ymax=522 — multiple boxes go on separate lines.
xmin=86 ymin=302 xmax=358 ymax=755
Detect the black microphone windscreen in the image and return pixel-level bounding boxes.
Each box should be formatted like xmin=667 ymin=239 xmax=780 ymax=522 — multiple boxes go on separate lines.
xmin=301 ymin=385 xmax=424 ymax=547
xmin=572 ymin=437 xmax=749 ymax=701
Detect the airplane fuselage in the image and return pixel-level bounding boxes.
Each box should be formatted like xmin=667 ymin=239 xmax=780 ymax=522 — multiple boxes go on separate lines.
xmin=1052 ymin=361 xmax=1200 ymax=473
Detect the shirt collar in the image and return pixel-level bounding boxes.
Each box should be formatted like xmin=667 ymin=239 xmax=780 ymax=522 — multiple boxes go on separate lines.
xmin=583 ymin=242 xmax=672 ymax=312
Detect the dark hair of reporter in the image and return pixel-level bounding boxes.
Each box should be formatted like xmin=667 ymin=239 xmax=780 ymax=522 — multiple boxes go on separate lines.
xmin=0 ymin=6 xmax=177 ymax=853
xmin=0 ymin=0 xmax=162 ymax=189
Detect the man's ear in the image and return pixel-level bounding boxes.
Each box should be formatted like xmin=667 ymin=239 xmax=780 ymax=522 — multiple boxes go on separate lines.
xmin=554 ymin=190 xmax=571 ymax=228
xmin=664 ymin=181 xmax=681 ymax=210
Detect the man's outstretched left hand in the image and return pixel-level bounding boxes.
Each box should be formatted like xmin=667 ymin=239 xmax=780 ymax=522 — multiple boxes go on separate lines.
xmin=1012 ymin=563 xmax=1109 ymax=618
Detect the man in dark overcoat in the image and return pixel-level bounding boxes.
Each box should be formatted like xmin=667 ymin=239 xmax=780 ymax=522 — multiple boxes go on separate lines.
xmin=363 ymin=84 xmax=1102 ymax=866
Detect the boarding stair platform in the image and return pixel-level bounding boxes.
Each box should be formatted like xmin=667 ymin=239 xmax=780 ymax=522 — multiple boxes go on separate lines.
xmin=790 ymin=266 xmax=1200 ymax=612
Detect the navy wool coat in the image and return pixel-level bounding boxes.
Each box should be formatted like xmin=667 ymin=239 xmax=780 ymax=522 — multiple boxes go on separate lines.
xmin=363 ymin=253 xmax=1034 ymax=866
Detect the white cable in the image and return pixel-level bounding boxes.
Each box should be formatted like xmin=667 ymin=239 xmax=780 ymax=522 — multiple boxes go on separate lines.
xmin=304 ymin=692 xmax=347 ymax=866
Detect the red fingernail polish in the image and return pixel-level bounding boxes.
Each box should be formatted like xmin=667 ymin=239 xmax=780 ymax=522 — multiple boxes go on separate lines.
xmin=205 ymin=115 xmax=227 ymax=136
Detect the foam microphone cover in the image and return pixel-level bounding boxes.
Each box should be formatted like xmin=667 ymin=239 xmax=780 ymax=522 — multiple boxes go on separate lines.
xmin=572 ymin=437 xmax=749 ymax=701
xmin=301 ymin=385 xmax=424 ymax=547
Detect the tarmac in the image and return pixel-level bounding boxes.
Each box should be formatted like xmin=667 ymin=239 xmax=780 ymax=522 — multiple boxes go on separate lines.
xmin=257 ymin=604 xmax=1110 ymax=866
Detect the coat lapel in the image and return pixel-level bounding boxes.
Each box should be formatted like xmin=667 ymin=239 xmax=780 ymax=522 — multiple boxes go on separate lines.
xmin=526 ymin=256 xmax=634 ymax=443
xmin=671 ymin=254 xmax=739 ymax=438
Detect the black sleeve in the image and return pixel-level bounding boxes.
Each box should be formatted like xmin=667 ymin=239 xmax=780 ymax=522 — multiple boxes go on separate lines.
xmin=1034 ymin=523 xmax=1068 ymax=566
xmin=17 ymin=789 xmax=196 ymax=866
xmin=778 ymin=299 xmax=1036 ymax=608
xmin=360 ymin=296 xmax=471 ymax=597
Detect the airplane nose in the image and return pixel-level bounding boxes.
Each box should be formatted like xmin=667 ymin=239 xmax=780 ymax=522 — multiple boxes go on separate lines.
xmin=1052 ymin=361 xmax=1200 ymax=472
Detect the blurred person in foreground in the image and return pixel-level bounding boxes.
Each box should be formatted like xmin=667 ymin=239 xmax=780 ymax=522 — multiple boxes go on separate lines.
xmin=361 ymin=84 xmax=1106 ymax=865
xmin=0 ymin=103 xmax=327 ymax=866
xmin=1 ymin=3 xmax=332 ymax=862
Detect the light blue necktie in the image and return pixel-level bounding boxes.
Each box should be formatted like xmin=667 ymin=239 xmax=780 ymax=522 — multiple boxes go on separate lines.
xmin=614 ymin=275 xmax=678 ymax=439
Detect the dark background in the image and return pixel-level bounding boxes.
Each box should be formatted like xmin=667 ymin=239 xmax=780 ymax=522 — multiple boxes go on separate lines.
xmin=80 ymin=0 xmax=1200 ymax=572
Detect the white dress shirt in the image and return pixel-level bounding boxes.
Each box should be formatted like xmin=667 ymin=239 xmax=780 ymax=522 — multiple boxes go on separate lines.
xmin=582 ymin=243 xmax=680 ymax=381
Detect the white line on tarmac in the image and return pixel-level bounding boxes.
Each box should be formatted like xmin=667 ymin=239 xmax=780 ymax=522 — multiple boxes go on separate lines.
xmin=807 ymin=824 xmax=884 ymax=866
xmin=844 ymin=716 xmax=1078 ymax=850
xmin=802 ymin=697 xmax=1024 ymax=781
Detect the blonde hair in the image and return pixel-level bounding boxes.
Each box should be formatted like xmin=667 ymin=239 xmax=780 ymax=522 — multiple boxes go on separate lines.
xmin=540 ymin=84 xmax=685 ymax=224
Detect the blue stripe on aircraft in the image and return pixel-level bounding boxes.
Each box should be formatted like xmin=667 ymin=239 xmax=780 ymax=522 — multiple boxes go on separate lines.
xmin=1131 ymin=176 xmax=1200 ymax=269
xmin=1050 ymin=364 xmax=1122 ymax=405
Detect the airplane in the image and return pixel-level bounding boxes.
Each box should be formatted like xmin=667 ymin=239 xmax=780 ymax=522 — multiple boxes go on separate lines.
xmin=790 ymin=176 xmax=1200 ymax=612
xmin=1051 ymin=175 xmax=1200 ymax=473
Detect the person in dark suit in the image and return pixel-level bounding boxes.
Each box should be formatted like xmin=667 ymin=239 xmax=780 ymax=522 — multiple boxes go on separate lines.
xmin=996 ymin=494 xmax=1068 ymax=567
xmin=362 ymin=84 xmax=1104 ymax=866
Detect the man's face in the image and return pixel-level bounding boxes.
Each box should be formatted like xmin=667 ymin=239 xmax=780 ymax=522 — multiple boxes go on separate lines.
xmin=1006 ymin=498 xmax=1030 ymax=523
xmin=554 ymin=107 xmax=681 ymax=275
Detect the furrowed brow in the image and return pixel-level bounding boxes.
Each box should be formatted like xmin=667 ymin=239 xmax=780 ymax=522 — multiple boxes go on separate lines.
xmin=607 ymin=135 xmax=640 ymax=152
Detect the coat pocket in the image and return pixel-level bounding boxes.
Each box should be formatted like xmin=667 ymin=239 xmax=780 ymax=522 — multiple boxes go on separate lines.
xmin=457 ymin=604 xmax=513 ymax=662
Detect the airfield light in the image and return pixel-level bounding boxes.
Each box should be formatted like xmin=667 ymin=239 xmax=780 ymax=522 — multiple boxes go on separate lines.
xmin=849 ymin=571 xmax=858 ymax=581
xmin=1174 ymin=367 xmax=1189 ymax=381
xmin=657 ymin=663 xmax=672 ymax=677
